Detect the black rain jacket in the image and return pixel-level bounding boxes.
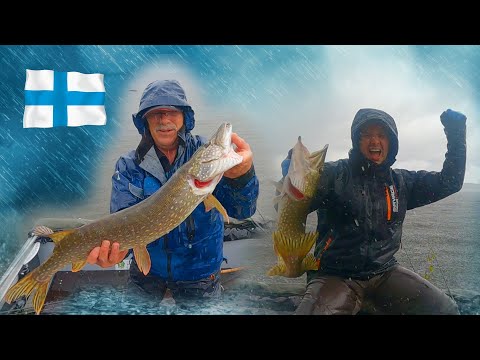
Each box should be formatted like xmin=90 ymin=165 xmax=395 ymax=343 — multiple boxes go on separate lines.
xmin=311 ymin=108 xmax=466 ymax=280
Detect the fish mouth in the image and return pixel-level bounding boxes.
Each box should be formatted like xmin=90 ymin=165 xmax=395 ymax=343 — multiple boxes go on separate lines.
xmin=287 ymin=178 xmax=306 ymax=200
xmin=285 ymin=141 xmax=328 ymax=200
xmin=188 ymin=173 xmax=223 ymax=195
xmin=196 ymin=151 xmax=242 ymax=179
xmin=187 ymin=151 xmax=241 ymax=196
xmin=212 ymin=123 xmax=233 ymax=148
xmin=187 ymin=122 xmax=243 ymax=195
xmin=202 ymin=149 xmax=242 ymax=165
xmin=194 ymin=178 xmax=213 ymax=188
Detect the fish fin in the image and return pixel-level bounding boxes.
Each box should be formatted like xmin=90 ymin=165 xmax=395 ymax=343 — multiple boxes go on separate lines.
xmin=204 ymin=193 xmax=230 ymax=224
xmin=268 ymin=179 xmax=284 ymax=193
xmin=273 ymin=194 xmax=285 ymax=207
xmin=34 ymin=227 xmax=74 ymax=245
xmin=33 ymin=225 xmax=74 ymax=244
xmin=133 ymin=246 xmax=151 ymax=275
xmin=273 ymin=231 xmax=318 ymax=259
xmin=309 ymin=144 xmax=329 ymax=170
xmin=302 ymin=254 xmax=319 ymax=272
xmin=48 ymin=230 xmax=74 ymax=245
xmin=4 ymin=271 xmax=50 ymax=315
xmin=32 ymin=281 xmax=50 ymax=315
xmin=267 ymin=263 xmax=286 ymax=276
xmin=272 ymin=244 xmax=286 ymax=264
xmin=32 ymin=225 xmax=54 ymax=237
xmin=72 ymin=259 xmax=87 ymax=272
xmin=272 ymin=242 xmax=279 ymax=256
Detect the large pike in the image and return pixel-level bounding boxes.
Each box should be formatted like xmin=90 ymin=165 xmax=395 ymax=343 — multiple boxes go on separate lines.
xmin=268 ymin=137 xmax=328 ymax=278
xmin=4 ymin=122 xmax=242 ymax=314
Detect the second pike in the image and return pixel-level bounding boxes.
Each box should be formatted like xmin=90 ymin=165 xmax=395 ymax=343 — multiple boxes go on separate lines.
xmin=268 ymin=137 xmax=328 ymax=278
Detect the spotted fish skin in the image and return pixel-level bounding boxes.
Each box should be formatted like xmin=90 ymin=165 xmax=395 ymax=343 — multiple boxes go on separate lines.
xmin=4 ymin=122 xmax=242 ymax=314
xmin=268 ymin=137 xmax=328 ymax=278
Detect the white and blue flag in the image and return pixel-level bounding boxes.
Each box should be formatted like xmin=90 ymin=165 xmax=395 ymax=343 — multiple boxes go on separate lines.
xmin=23 ymin=69 xmax=106 ymax=128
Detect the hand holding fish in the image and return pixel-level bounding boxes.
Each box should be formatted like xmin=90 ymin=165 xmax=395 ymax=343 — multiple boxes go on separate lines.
xmin=87 ymin=240 xmax=128 ymax=268
xmin=280 ymin=148 xmax=293 ymax=177
xmin=223 ymin=133 xmax=253 ymax=179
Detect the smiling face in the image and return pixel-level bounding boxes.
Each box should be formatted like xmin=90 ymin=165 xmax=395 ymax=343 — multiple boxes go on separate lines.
xmin=359 ymin=122 xmax=390 ymax=165
xmin=145 ymin=108 xmax=184 ymax=151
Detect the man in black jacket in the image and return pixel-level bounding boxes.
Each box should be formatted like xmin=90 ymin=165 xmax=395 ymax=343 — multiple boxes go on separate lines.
xmin=281 ymin=108 xmax=466 ymax=315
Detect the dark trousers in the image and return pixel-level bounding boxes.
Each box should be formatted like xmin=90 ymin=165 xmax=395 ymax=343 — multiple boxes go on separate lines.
xmin=128 ymin=261 xmax=222 ymax=305
xmin=295 ymin=265 xmax=459 ymax=315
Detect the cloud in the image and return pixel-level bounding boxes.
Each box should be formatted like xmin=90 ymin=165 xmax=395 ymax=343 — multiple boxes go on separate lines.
xmin=233 ymin=45 xmax=479 ymax=184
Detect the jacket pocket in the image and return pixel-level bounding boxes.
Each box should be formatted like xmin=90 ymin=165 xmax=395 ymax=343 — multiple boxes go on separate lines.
xmin=128 ymin=182 xmax=144 ymax=200
xmin=144 ymin=176 xmax=161 ymax=197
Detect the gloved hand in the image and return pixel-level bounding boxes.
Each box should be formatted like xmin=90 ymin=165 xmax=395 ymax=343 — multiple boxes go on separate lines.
xmin=281 ymin=148 xmax=293 ymax=177
xmin=440 ymin=109 xmax=467 ymax=128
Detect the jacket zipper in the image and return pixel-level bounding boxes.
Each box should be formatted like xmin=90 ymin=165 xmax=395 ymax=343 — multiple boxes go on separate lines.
xmin=385 ymin=185 xmax=392 ymax=221
xmin=187 ymin=215 xmax=195 ymax=248
xmin=316 ymin=237 xmax=333 ymax=269
xmin=364 ymin=172 xmax=376 ymax=273
xmin=363 ymin=178 xmax=369 ymax=261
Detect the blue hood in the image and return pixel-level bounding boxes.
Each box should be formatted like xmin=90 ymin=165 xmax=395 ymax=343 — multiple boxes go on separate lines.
xmin=132 ymin=79 xmax=196 ymax=134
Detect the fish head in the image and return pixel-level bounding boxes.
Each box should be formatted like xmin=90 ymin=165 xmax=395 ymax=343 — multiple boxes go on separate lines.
xmin=285 ymin=137 xmax=328 ymax=200
xmin=187 ymin=123 xmax=243 ymax=195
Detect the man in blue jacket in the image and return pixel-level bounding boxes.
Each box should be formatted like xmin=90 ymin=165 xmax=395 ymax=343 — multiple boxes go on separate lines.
xmin=281 ymin=108 xmax=466 ymax=315
xmin=86 ymin=79 xmax=259 ymax=303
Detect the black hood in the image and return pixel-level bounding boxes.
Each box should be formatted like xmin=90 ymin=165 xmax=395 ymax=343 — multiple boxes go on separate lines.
xmin=350 ymin=108 xmax=399 ymax=167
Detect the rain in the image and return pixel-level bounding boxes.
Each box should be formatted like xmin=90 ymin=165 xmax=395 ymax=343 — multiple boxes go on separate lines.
xmin=0 ymin=45 xmax=479 ymax=315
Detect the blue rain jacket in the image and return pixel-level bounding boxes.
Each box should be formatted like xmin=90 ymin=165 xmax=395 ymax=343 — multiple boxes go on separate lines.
xmin=110 ymin=80 xmax=259 ymax=281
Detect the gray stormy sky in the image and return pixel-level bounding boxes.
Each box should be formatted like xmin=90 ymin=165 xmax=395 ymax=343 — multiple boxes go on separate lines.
xmin=115 ymin=45 xmax=480 ymax=185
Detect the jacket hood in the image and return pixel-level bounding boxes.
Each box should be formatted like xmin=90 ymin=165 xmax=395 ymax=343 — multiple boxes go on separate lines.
xmin=132 ymin=79 xmax=196 ymax=135
xmin=350 ymin=108 xmax=399 ymax=167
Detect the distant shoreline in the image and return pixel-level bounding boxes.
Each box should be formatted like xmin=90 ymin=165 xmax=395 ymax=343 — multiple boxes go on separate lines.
xmin=462 ymin=183 xmax=480 ymax=191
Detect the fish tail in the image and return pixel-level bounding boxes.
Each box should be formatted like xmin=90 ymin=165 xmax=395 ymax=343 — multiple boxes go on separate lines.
xmin=309 ymin=144 xmax=329 ymax=170
xmin=267 ymin=263 xmax=286 ymax=276
xmin=4 ymin=272 xmax=36 ymax=303
xmin=32 ymin=282 xmax=50 ymax=315
xmin=300 ymin=232 xmax=319 ymax=255
xmin=302 ymin=254 xmax=319 ymax=272
xmin=273 ymin=231 xmax=318 ymax=258
xmin=4 ymin=270 xmax=50 ymax=315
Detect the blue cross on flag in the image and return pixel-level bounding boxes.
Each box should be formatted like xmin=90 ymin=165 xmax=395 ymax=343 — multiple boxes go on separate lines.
xmin=23 ymin=69 xmax=106 ymax=128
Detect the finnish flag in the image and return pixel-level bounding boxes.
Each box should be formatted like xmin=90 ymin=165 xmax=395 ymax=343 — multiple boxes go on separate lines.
xmin=23 ymin=69 xmax=106 ymax=128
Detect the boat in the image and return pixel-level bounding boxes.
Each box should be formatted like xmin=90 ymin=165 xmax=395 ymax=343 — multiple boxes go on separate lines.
xmin=0 ymin=216 xmax=276 ymax=315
